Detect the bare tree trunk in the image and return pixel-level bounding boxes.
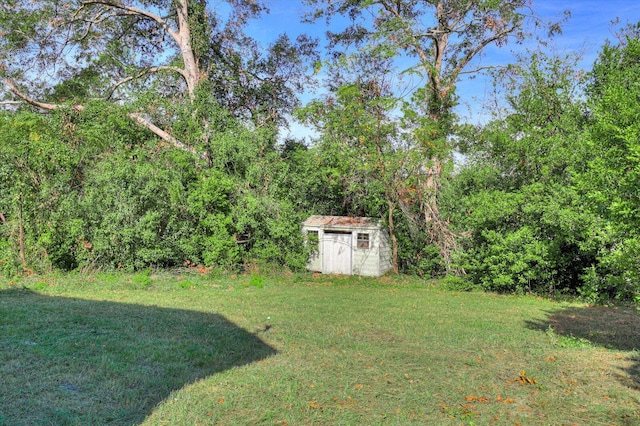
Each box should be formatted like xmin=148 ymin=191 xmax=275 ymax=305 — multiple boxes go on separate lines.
xmin=175 ymin=0 xmax=200 ymax=98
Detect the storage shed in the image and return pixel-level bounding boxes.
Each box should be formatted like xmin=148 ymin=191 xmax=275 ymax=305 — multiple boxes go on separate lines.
xmin=302 ymin=215 xmax=393 ymax=277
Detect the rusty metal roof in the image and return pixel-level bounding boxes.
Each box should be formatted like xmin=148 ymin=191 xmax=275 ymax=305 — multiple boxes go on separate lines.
xmin=303 ymin=215 xmax=380 ymax=229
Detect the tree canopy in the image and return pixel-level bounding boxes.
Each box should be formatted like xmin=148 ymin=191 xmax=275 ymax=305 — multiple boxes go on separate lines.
xmin=1 ymin=0 xmax=316 ymax=157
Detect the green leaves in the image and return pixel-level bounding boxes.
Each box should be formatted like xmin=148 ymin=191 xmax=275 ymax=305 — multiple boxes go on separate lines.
xmin=0 ymin=100 xmax=312 ymax=274
xmin=443 ymin=51 xmax=596 ymax=295
xmin=572 ymin=34 xmax=640 ymax=300
xmin=445 ymin=31 xmax=640 ymax=301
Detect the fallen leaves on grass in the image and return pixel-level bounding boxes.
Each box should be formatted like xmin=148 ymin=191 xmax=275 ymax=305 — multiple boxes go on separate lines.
xmin=308 ymin=400 xmax=321 ymax=410
xmin=334 ymin=396 xmax=355 ymax=408
xmin=465 ymin=395 xmax=490 ymax=403
xmin=496 ymin=394 xmax=516 ymax=404
xmin=515 ymin=370 xmax=537 ymax=385
xmin=308 ymin=397 xmax=356 ymax=411
xmin=463 ymin=394 xmax=518 ymax=404
xmin=439 ymin=402 xmax=479 ymax=420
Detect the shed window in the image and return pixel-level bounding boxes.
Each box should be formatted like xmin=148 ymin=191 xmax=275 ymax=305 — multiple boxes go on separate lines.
xmin=357 ymin=233 xmax=370 ymax=249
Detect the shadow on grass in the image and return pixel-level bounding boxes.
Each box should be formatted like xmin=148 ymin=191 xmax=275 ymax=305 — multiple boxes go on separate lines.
xmin=525 ymin=305 xmax=640 ymax=391
xmin=0 ymin=288 xmax=277 ymax=425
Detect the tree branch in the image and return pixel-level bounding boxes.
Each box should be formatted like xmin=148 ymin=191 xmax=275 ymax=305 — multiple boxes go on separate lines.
xmin=4 ymin=80 xmax=207 ymax=161
xmin=128 ymin=113 xmax=208 ymax=160
xmin=5 ymin=79 xmax=84 ymax=111
xmin=448 ymin=25 xmax=518 ymax=84
xmin=447 ymin=1 xmax=480 ymax=33
xmin=74 ymin=1 xmax=199 ymax=98
xmin=457 ymin=64 xmax=506 ymax=75
xmin=73 ymin=9 xmax=119 ymax=43
xmin=80 ymin=1 xmax=180 ymax=44
xmin=105 ymin=66 xmax=189 ymax=100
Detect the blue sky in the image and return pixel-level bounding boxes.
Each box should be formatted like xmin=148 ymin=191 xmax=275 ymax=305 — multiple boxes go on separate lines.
xmin=236 ymin=0 xmax=640 ymax=138
xmin=247 ymin=0 xmax=640 ymax=63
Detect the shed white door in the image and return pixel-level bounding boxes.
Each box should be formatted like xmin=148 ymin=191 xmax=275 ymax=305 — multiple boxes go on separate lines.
xmin=322 ymin=232 xmax=352 ymax=275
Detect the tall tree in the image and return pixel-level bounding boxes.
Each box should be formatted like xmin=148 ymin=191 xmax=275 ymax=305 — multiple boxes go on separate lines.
xmin=304 ymin=0 xmax=565 ymax=269
xmin=0 ymin=0 xmax=315 ymax=159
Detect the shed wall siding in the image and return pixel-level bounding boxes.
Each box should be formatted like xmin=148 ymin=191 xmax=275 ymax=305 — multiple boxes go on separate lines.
xmin=352 ymin=229 xmax=380 ymax=276
xmin=377 ymin=230 xmax=393 ymax=275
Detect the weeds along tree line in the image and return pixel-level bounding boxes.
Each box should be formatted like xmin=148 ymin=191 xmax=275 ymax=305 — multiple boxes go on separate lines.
xmin=0 ymin=1 xmax=639 ymax=302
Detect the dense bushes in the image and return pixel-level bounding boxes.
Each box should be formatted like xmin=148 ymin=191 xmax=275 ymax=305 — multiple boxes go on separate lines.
xmin=442 ymin=39 xmax=640 ymax=302
xmin=0 ymin=105 xmax=310 ymax=275
xmin=575 ymin=36 xmax=640 ymax=303
xmin=445 ymin=175 xmax=598 ymax=295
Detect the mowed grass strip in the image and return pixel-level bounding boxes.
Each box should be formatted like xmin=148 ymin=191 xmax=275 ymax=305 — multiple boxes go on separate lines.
xmin=1 ymin=273 xmax=639 ymax=425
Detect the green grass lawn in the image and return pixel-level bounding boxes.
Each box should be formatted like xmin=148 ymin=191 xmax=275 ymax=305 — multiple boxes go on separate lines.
xmin=1 ymin=272 xmax=639 ymax=425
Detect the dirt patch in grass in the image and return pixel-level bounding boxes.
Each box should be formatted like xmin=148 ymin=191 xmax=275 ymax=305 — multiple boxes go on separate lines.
xmin=526 ymin=305 xmax=640 ymax=392
xmin=539 ymin=306 xmax=639 ymax=350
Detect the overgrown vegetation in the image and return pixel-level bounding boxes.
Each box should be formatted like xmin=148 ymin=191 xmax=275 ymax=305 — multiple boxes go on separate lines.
xmin=444 ymin=35 xmax=640 ymax=302
xmin=1 ymin=273 xmax=638 ymax=424
xmin=0 ymin=106 xmax=311 ymax=274
xmin=1 ymin=1 xmax=640 ymax=303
